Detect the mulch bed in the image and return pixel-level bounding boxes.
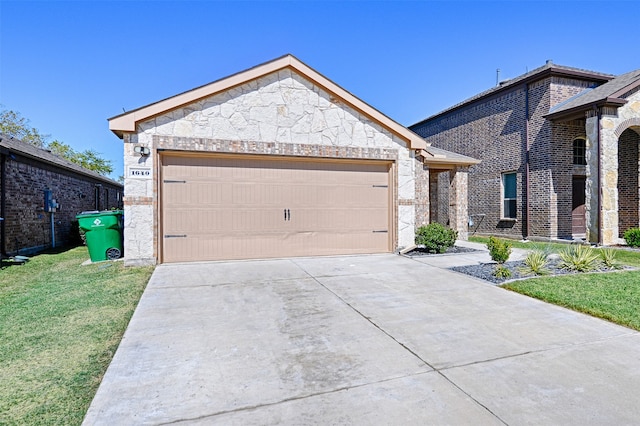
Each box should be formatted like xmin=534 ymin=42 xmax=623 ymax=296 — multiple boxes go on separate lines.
xmin=451 ymin=259 xmax=628 ymax=285
xmin=405 ymin=246 xmax=629 ymax=284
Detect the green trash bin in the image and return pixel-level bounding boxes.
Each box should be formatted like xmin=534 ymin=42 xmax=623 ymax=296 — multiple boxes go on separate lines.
xmin=76 ymin=210 xmax=123 ymax=262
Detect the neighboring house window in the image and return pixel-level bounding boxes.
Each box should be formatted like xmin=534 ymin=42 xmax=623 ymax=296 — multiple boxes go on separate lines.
xmin=573 ymin=138 xmax=587 ymax=165
xmin=502 ymin=172 xmax=517 ymax=219
xmin=104 ymin=188 xmax=109 ymax=208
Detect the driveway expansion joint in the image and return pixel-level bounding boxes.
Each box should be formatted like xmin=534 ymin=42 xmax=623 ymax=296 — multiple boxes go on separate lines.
xmin=156 ymin=371 xmax=437 ymax=425
xmin=291 ymin=258 xmax=509 ymax=425
xmin=85 ymin=254 xmax=640 ymax=425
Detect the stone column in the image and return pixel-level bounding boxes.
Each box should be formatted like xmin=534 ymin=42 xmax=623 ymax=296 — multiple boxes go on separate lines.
xmin=122 ymin=134 xmax=156 ymax=266
xmin=601 ymin=117 xmax=619 ymax=245
xmin=585 ymin=116 xmax=599 ymax=244
xmin=586 ymin=113 xmax=620 ymax=245
xmin=449 ymin=166 xmax=469 ymax=240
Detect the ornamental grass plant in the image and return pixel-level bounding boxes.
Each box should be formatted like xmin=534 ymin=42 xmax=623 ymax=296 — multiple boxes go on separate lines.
xmin=558 ymin=244 xmax=600 ymax=272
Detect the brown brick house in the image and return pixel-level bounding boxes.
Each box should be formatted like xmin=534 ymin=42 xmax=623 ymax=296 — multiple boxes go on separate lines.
xmin=0 ymin=134 xmax=123 ymax=256
xmin=410 ymin=62 xmax=640 ymax=245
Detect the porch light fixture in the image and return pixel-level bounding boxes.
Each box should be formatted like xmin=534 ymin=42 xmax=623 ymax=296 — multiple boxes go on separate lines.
xmin=134 ymin=145 xmax=151 ymax=156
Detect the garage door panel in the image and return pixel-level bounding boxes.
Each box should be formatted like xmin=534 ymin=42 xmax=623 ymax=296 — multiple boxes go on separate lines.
xmin=165 ymin=208 xmax=290 ymax=233
xmin=161 ymin=155 xmax=391 ymax=262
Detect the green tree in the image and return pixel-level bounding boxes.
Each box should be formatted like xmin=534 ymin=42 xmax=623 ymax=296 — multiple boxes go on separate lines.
xmin=0 ymin=108 xmax=49 ymax=147
xmin=1 ymin=107 xmax=113 ymax=176
xmin=72 ymin=148 xmax=113 ymax=175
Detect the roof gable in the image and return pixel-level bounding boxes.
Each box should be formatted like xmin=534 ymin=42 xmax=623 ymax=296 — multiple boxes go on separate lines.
xmin=109 ymin=54 xmax=428 ymax=150
xmin=545 ymin=69 xmax=640 ymax=121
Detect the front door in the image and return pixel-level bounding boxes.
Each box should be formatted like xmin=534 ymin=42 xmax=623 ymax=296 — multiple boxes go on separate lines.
xmin=572 ymin=176 xmax=586 ymax=236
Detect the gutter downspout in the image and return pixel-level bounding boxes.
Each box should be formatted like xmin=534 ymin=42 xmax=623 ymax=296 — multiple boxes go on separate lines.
xmin=524 ymin=83 xmax=531 ymax=240
xmin=596 ymin=106 xmax=602 ymax=245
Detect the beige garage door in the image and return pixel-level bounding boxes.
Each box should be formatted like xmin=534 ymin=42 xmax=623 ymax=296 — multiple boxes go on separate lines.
xmin=160 ymin=154 xmax=392 ymax=262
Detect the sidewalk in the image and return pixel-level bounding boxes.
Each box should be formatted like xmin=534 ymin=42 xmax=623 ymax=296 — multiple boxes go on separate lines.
xmin=408 ymin=239 xmax=529 ymax=268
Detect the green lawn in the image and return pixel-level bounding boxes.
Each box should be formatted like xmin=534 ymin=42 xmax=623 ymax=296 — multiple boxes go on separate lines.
xmin=469 ymin=235 xmax=573 ymax=253
xmin=469 ymin=236 xmax=640 ymax=331
xmin=0 ymin=247 xmax=154 ymax=425
xmin=503 ymin=272 xmax=640 ymax=331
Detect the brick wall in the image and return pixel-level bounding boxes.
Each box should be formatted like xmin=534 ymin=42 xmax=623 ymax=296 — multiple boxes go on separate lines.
xmin=431 ymin=171 xmax=449 ymax=226
xmin=618 ymin=128 xmax=640 ymax=236
xmin=2 ymin=153 xmax=123 ymax=255
xmin=411 ymin=72 xmax=605 ymax=241
xmin=413 ymin=84 xmax=528 ymax=239
xmin=551 ymin=121 xmax=586 ymax=238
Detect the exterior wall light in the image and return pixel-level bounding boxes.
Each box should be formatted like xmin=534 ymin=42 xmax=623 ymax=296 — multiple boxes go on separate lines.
xmin=134 ymin=145 xmax=151 ymax=156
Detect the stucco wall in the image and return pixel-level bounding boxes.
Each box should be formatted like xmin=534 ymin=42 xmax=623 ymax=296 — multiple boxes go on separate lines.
xmin=123 ymin=69 xmax=416 ymax=263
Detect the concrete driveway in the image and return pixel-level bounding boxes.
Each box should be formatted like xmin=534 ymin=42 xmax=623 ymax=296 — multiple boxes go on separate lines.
xmin=84 ymin=253 xmax=640 ymax=425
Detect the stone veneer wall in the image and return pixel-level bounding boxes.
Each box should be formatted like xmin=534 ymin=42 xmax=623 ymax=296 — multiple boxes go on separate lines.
xmin=2 ymin=153 xmax=122 ymax=255
xmin=593 ymin=88 xmax=640 ymax=244
xmin=585 ymin=114 xmax=600 ymax=243
xmin=414 ymin=162 xmax=430 ymax=227
xmin=123 ymin=69 xmax=417 ymax=263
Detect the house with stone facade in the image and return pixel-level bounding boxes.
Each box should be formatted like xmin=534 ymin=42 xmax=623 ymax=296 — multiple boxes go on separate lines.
xmin=109 ymin=55 xmax=478 ymax=265
xmin=0 ymin=134 xmax=123 ymax=256
xmin=410 ymin=62 xmax=640 ymax=246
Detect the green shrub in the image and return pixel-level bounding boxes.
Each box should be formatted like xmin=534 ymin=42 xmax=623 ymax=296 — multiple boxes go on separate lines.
xmin=493 ymin=265 xmax=512 ymax=278
xmin=519 ymin=251 xmax=550 ymax=276
xmin=487 ymin=236 xmax=512 ymax=264
xmin=623 ymin=228 xmax=640 ymax=247
xmin=558 ymin=245 xmax=600 ymax=272
xmin=415 ymin=223 xmax=458 ymax=254
xmin=599 ymin=248 xmax=622 ymax=270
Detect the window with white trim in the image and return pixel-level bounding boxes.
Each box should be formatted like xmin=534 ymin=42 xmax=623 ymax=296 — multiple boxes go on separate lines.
xmin=502 ymin=172 xmax=517 ymax=219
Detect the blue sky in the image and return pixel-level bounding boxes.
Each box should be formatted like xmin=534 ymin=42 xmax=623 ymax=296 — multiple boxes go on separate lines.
xmin=1 ymin=0 xmax=638 ymax=180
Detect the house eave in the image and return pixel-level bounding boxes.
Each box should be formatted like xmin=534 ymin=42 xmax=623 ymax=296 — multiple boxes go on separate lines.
xmin=412 ymin=66 xmax=613 ymax=128
xmin=0 ymin=136 xmax=122 ymax=187
xmin=109 ymin=54 xmax=428 ymax=150
xmin=422 ymin=156 xmax=481 ymax=169
xmin=544 ymin=97 xmax=627 ymax=122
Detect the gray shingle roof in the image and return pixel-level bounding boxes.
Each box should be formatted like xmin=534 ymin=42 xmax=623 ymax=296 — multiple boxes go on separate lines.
xmin=425 ymin=145 xmax=480 ymax=163
xmin=411 ymin=62 xmax=613 ymax=126
xmin=0 ymin=133 xmax=121 ymax=187
xmin=547 ymin=68 xmax=640 ymax=118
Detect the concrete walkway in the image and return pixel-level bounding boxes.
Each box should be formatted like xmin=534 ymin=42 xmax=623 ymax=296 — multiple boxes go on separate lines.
xmin=407 ymin=239 xmax=530 ymax=270
xmin=84 ymin=246 xmax=640 ymax=425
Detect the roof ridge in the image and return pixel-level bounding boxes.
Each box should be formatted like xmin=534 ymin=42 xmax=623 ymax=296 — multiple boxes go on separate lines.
xmin=411 ymin=62 xmax=613 ymax=127
xmin=0 ymin=133 xmax=121 ymax=186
